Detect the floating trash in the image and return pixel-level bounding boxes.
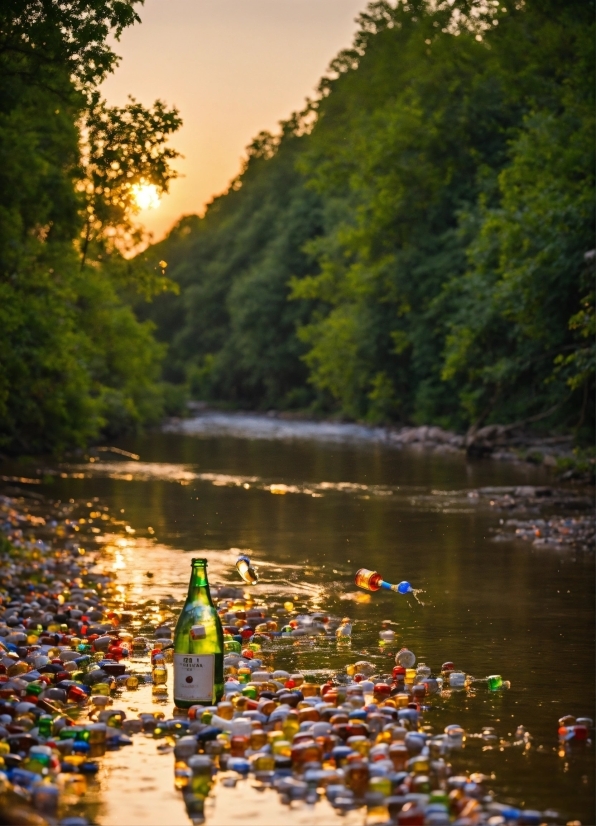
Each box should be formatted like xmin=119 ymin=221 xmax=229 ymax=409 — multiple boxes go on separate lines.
xmin=395 ymin=647 xmax=416 ymax=668
xmin=335 ymin=617 xmax=352 ymax=639
xmin=0 ymin=490 xmax=573 ymax=826
xmin=235 ymin=554 xmax=259 ymax=585
xmin=379 ymin=619 xmax=396 ymax=644
xmin=355 ymin=567 xmax=413 ymax=594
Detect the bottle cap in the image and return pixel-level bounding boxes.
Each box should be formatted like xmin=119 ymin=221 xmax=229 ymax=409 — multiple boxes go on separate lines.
xmin=190 ymin=625 xmax=206 ymax=640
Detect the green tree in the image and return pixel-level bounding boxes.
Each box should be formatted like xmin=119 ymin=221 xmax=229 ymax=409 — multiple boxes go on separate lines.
xmin=140 ymin=0 xmax=594 ymax=440
xmin=0 ymin=0 xmax=182 ymax=453
xmin=139 ymin=122 xmax=323 ymax=409
xmin=442 ymin=106 xmax=595 ymax=432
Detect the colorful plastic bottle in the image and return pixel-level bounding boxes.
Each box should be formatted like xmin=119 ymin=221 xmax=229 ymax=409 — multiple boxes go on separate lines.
xmin=235 ymin=555 xmax=259 ymax=585
xmin=355 ymin=568 xmax=412 ymax=594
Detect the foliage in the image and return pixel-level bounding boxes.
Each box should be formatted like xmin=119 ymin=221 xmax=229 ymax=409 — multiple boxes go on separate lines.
xmin=3 ymin=0 xmax=593 ymax=451
xmin=138 ymin=122 xmax=323 ymax=410
xmin=0 ymin=0 xmax=143 ymax=88
xmin=81 ymin=94 xmax=182 ymax=269
xmin=143 ymin=0 xmax=594 ymax=438
xmin=442 ymin=108 xmax=595 ymax=429
xmin=0 ymin=0 xmax=182 ymax=453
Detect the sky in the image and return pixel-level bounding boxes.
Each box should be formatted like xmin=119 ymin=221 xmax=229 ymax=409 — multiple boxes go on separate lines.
xmin=102 ymin=0 xmax=369 ymax=241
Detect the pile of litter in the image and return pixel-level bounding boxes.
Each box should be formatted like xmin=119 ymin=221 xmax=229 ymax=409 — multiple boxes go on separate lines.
xmin=494 ymin=516 xmax=595 ymax=552
xmin=0 ymin=493 xmax=592 ymax=826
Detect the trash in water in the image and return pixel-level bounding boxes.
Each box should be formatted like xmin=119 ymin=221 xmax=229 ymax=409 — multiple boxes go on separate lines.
xmin=395 ymin=647 xmax=416 ymax=668
xmin=235 ymin=554 xmax=259 ymax=585
xmin=0 ymin=490 xmax=563 ymax=826
xmin=355 ymin=567 xmax=412 ymax=594
xmin=335 ymin=617 xmax=352 ymax=639
xmin=379 ymin=620 xmax=396 ymax=643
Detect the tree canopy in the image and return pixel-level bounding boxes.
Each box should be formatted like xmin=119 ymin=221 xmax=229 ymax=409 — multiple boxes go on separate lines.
xmin=3 ymin=0 xmax=593 ymax=453
xmin=142 ymin=0 xmax=594 ymax=439
xmin=0 ymin=0 xmax=183 ymax=453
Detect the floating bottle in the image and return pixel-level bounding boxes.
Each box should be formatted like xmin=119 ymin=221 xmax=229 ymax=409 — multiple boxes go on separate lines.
xmin=235 ymin=554 xmax=259 ymax=585
xmin=355 ymin=568 xmax=412 ymax=594
xmin=449 ymin=671 xmax=467 ymax=688
xmin=379 ymin=620 xmax=396 ymax=643
xmin=173 ymin=558 xmax=224 ymax=709
xmin=395 ymin=647 xmax=416 ymax=668
xmin=335 ymin=617 xmax=352 ymax=639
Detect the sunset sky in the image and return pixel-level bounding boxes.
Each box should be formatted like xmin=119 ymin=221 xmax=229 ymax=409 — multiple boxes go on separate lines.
xmin=102 ymin=0 xmax=368 ymax=241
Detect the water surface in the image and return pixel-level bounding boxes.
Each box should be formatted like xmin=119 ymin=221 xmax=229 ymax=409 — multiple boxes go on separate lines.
xmin=13 ymin=424 xmax=594 ymax=823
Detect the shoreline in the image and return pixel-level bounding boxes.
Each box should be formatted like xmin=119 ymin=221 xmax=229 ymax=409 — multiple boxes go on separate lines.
xmin=163 ymin=407 xmax=591 ymax=479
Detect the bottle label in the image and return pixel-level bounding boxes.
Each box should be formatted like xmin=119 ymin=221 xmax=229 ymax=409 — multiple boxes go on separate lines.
xmin=174 ymin=654 xmax=215 ymax=702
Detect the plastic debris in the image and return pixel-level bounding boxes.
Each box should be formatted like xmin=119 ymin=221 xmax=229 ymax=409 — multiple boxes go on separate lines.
xmin=235 ymin=554 xmax=259 ymax=585
xmin=0 ymin=493 xmax=149 ymax=825
xmin=335 ymin=617 xmax=352 ymax=639
xmin=355 ymin=568 xmax=413 ymax=594
xmin=0 ymin=490 xmax=577 ymax=826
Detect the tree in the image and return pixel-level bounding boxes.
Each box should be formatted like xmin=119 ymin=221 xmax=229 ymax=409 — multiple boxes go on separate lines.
xmin=137 ymin=0 xmax=594 ymax=439
xmin=0 ymin=0 xmax=182 ymax=453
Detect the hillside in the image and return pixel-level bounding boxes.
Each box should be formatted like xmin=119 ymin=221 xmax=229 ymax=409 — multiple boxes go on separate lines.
xmin=139 ymin=0 xmax=594 ymax=439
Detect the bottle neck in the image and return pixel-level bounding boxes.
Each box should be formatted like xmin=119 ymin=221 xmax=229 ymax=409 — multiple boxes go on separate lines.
xmin=187 ymin=563 xmax=212 ymax=604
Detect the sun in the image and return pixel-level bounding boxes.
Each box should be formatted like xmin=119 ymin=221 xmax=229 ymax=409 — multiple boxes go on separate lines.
xmin=131 ymin=182 xmax=161 ymax=210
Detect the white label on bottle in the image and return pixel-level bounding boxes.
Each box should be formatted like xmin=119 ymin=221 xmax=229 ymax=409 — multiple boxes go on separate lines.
xmin=174 ymin=654 xmax=215 ymax=702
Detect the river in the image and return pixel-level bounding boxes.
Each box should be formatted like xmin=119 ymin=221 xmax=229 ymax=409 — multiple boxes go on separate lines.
xmin=4 ymin=416 xmax=594 ymax=824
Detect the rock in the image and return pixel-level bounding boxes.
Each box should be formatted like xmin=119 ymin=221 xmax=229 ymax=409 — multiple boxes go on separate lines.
xmin=427 ymin=426 xmax=452 ymax=443
xmin=513 ymin=486 xmax=551 ymax=498
xmin=433 ymin=444 xmax=459 ymax=455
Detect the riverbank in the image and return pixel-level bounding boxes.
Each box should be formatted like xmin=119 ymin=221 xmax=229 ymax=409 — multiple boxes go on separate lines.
xmin=164 ymin=408 xmax=594 ymax=481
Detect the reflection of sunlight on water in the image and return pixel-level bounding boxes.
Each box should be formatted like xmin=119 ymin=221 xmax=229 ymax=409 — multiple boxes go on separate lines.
xmin=93 ymin=535 xmax=336 ymax=610
xmin=68 ymin=460 xmax=411 ymax=500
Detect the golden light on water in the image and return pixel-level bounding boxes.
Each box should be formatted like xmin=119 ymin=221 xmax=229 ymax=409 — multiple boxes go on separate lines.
xmin=131 ymin=182 xmax=161 ymax=210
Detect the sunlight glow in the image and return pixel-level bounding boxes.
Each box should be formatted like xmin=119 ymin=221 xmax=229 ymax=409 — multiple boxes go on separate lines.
xmin=132 ymin=182 xmax=161 ymax=210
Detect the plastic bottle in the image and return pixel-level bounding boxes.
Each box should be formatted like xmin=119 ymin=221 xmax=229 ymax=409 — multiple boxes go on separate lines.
xmin=335 ymin=618 xmax=352 ymax=639
xmin=355 ymin=569 xmax=412 ymax=594
xmin=235 ymin=555 xmax=259 ymax=585
xmin=396 ymin=648 xmax=416 ymax=668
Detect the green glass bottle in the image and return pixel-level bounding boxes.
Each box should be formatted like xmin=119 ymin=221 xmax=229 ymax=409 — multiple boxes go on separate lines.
xmin=173 ymin=558 xmax=224 ymax=709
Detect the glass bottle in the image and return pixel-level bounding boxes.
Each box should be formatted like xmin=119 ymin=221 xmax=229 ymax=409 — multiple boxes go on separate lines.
xmin=173 ymin=558 xmax=224 ymax=708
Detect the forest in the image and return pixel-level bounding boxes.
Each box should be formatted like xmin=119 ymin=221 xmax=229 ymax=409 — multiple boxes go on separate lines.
xmin=0 ymin=0 xmax=181 ymax=454
xmin=1 ymin=0 xmax=594 ymax=455
xmin=138 ymin=0 xmax=595 ymax=438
